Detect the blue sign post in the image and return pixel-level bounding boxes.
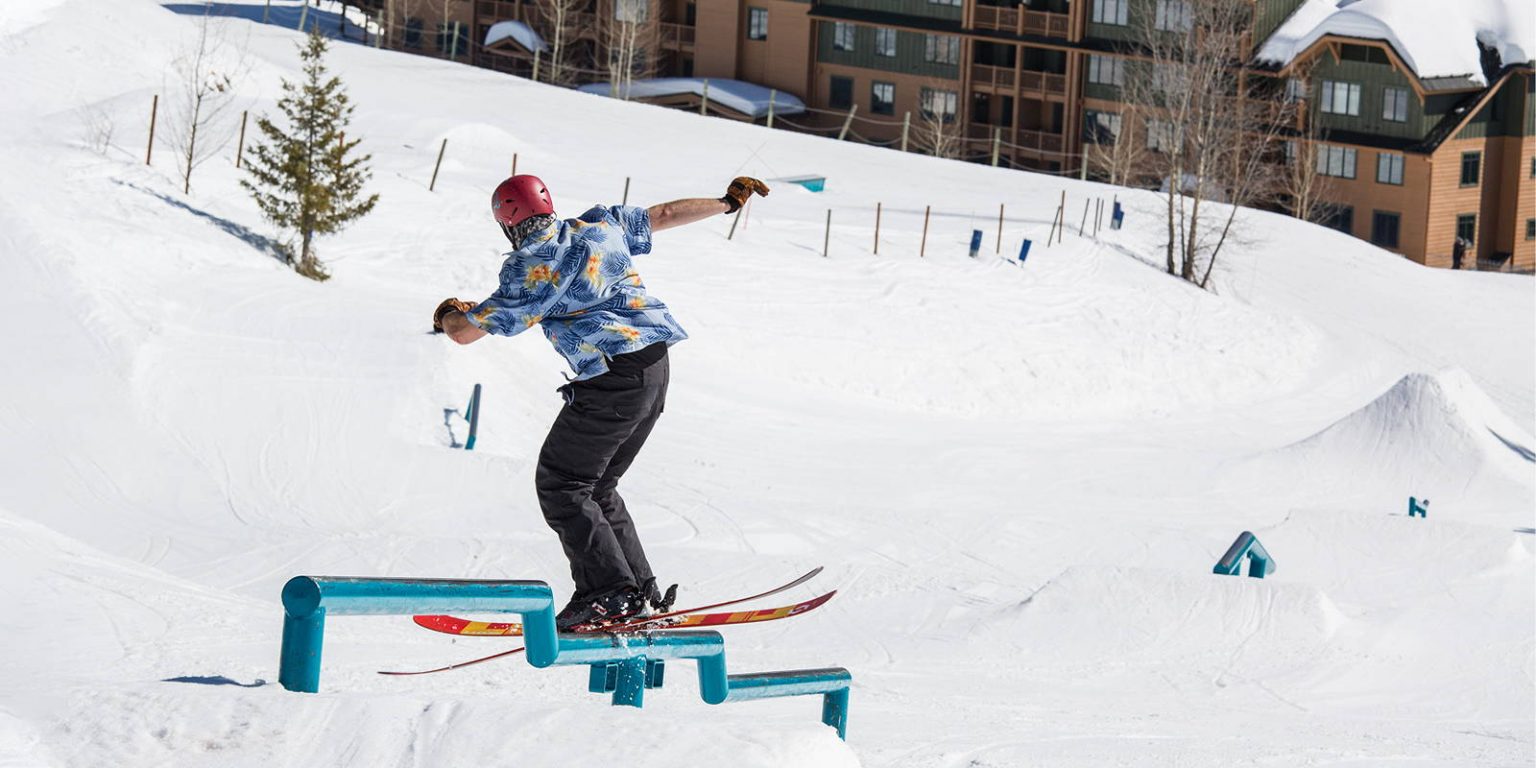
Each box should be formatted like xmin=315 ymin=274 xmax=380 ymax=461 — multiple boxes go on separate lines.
xmin=1018 ymin=238 xmax=1033 ymax=264
xmin=968 ymin=229 xmax=983 ymax=258
xmin=1110 ymin=202 xmax=1125 ymax=230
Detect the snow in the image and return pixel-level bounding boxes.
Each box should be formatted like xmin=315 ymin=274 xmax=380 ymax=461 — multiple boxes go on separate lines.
xmin=0 ymin=0 xmax=1531 ymax=766
xmin=1258 ymin=0 xmax=1536 ymax=84
xmin=577 ymin=78 xmax=807 ymax=118
xmin=484 ymin=20 xmax=546 ymax=53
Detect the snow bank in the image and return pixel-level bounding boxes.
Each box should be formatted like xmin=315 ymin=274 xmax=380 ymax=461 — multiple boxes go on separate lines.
xmin=1258 ymin=0 xmax=1535 ymax=83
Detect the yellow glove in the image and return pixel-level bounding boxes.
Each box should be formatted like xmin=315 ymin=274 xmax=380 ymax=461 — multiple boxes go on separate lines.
xmin=721 ymin=176 xmax=770 ymax=214
xmin=432 ymin=298 xmax=475 ymax=333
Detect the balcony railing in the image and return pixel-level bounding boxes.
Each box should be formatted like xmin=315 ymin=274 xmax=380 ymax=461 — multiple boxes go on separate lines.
xmin=971 ymin=63 xmax=1016 ymax=90
xmin=659 ymin=22 xmax=695 ymax=50
xmin=972 ymin=6 xmax=1070 ymax=39
xmin=1019 ymin=70 xmax=1067 ymax=95
xmin=1015 ymin=129 xmax=1065 ymax=153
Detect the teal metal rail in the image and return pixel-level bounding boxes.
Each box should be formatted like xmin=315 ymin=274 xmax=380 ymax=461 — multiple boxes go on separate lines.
xmin=278 ymin=575 xmax=851 ymax=739
xmin=1212 ymin=531 xmax=1275 ymax=578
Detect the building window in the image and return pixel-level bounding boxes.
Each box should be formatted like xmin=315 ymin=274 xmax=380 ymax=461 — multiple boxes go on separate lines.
xmin=1322 ymin=206 xmax=1354 ymax=234
xmin=924 ymin=34 xmax=960 ymax=65
xmin=871 ymin=81 xmax=895 ymax=115
xmin=1371 ymin=211 xmax=1401 ymax=249
xmin=1320 ymin=80 xmax=1361 ymax=116
xmin=1285 ymin=78 xmax=1306 ymax=103
xmin=1526 ymin=218 xmax=1535 ymax=240
xmin=1456 ymin=214 xmax=1476 ymax=244
xmin=1084 ymin=110 xmax=1122 ymax=144
xmin=1376 ymin=152 xmax=1404 ymax=185
xmin=829 ymin=75 xmax=853 ymax=109
xmin=437 ymin=22 xmax=467 ymax=55
xmin=1087 ymin=55 xmax=1124 ymax=86
xmin=832 ymin=22 xmax=855 ymax=52
xmin=921 ymin=87 xmax=958 ymax=122
xmin=1316 ymin=144 xmax=1357 ymax=179
xmin=928 ymin=0 xmax=962 ymax=6
xmin=1146 ymin=119 xmax=1174 ymax=152
xmin=875 ymin=28 xmax=897 ymax=57
xmin=1460 ymin=152 xmax=1480 ymax=186
xmin=1093 ymin=0 xmax=1128 ymax=25
xmin=1382 ymin=87 xmax=1409 ymax=122
xmin=1154 ymin=0 xmax=1191 ymax=32
xmin=747 ymin=7 xmax=768 ymax=40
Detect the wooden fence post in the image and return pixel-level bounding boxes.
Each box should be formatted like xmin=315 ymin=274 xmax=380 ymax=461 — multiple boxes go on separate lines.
xmin=532 ymin=48 xmax=541 ymax=81
xmin=900 ymin=112 xmax=911 ymax=152
xmin=511 ymin=152 xmax=518 ymax=177
xmin=297 ymin=0 xmax=308 ymax=31
xmin=145 ymin=94 xmax=158 ymax=166
xmin=991 ymin=127 xmax=1001 ymax=167
xmin=767 ymin=90 xmax=776 ymax=129
xmin=838 ymin=104 xmax=858 ymax=141
xmin=700 ymin=80 xmax=709 ymax=115
xmin=263 ymin=0 xmax=271 ymax=24
xmin=450 ymin=20 xmax=461 ymax=59
xmin=235 ymin=110 xmax=248 ymax=169
xmin=873 ymin=202 xmax=882 ymax=254
xmin=920 ymin=205 xmax=931 ymax=258
xmin=1078 ymin=198 xmax=1089 ymax=236
xmin=622 ymin=177 xmax=630 ymax=206
xmin=727 ymin=208 xmax=743 ymax=240
xmin=996 ymin=203 xmax=1004 ymax=253
xmin=823 ymin=209 xmax=832 ymax=258
xmin=1056 ymin=191 xmax=1066 ymax=244
xmin=429 ymin=138 xmax=447 ymax=191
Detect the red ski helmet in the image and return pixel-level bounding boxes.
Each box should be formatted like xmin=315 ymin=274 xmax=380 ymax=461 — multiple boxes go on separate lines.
xmin=491 ymin=174 xmax=555 ymax=230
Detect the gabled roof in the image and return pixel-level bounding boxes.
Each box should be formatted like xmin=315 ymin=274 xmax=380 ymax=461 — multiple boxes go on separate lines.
xmin=1255 ymin=0 xmax=1534 ymax=87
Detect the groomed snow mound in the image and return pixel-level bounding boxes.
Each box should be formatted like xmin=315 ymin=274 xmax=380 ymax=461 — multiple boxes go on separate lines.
xmin=985 ymin=566 xmax=1345 ymax=677
xmin=1279 ymin=369 xmax=1535 ymax=494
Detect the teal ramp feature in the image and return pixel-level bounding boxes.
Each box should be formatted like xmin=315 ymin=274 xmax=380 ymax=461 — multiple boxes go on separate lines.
xmin=1212 ymin=531 xmax=1275 ymax=578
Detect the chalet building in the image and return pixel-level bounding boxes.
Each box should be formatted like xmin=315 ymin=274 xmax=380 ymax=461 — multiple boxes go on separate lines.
xmin=359 ymin=0 xmax=1534 ymax=271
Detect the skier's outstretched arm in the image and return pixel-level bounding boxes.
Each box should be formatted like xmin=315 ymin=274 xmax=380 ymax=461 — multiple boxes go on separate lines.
xmin=647 ymin=177 xmax=770 ymax=232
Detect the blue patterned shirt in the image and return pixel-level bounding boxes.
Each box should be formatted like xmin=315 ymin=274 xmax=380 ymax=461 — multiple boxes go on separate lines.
xmin=466 ymin=205 xmax=688 ymax=380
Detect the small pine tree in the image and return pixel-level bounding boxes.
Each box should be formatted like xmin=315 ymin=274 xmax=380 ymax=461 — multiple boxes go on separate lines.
xmin=242 ymin=29 xmax=377 ymax=281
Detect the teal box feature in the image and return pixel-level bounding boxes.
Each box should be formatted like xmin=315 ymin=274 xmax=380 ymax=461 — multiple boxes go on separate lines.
xmin=1212 ymin=531 xmax=1275 ymax=578
xmin=1408 ymin=496 xmax=1429 ymax=518
xmin=777 ymin=175 xmax=826 ymax=193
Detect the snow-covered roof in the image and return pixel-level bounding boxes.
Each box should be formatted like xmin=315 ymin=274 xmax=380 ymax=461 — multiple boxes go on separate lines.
xmin=576 ymin=78 xmax=806 ymax=119
xmin=484 ymin=20 xmax=546 ymax=53
xmin=1257 ymin=0 xmax=1535 ymax=87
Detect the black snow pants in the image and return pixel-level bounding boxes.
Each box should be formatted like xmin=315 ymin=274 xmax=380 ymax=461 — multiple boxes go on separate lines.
xmin=535 ymin=342 xmax=669 ymax=599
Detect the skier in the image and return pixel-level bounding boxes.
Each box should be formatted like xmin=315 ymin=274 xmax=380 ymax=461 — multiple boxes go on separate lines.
xmin=432 ymin=174 xmax=771 ymax=631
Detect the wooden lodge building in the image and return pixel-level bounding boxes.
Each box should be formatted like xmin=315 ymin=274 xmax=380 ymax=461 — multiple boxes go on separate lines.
xmin=357 ymin=0 xmax=1534 ymax=271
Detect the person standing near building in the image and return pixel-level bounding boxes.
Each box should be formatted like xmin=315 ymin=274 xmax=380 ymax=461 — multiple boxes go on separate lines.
xmin=433 ymin=174 xmax=771 ymax=630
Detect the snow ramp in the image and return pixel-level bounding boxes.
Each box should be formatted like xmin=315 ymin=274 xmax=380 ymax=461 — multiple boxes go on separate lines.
xmin=1276 ymin=369 xmax=1535 ymax=508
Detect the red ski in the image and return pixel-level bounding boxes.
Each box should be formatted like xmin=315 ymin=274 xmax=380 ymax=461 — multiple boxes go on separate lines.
xmin=380 ymin=591 xmax=836 ymax=677
xmin=412 ymin=566 xmax=823 ymax=638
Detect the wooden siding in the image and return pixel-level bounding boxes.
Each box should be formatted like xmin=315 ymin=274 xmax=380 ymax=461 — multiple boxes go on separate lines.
xmin=1309 ymin=55 xmax=1433 ymax=141
xmin=816 ymin=21 xmax=961 ymax=80
xmin=737 ymin=0 xmax=815 ymax=96
xmin=1252 ymin=0 xmax=1305 ymax=53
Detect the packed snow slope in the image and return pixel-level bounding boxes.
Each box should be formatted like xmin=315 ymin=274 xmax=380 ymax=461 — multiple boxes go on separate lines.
xmin=1 ymin=1 xmax=1532 ymax=766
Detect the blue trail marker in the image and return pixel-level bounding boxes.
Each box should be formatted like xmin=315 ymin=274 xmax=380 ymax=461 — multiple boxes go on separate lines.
xmin=969 ymin=229 xmax=983 ymax=258
xmin=1018 ymin=238 xmax=1033 ymax=263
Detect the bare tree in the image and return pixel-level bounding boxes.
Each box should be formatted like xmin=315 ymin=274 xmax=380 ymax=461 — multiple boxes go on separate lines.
xmin=540 ymin=0 xmax=587 ymax=85
xmin=912 ymin=82 xmax=963 ymax=159
xmin=1084 ymin=102 xmax=1149 ymax=186
xmin=603 ymin=0 xmax=660 ymax=97
xmin=1274 ymin=75 xmax=1340 ymax=226
xmin=1121 ymin=0 xmax=1288 ymax=289
xmin=164 ymin=6 xmax=245 ymax=194
xmin=77 ymin=105 xmax=116 ymax=155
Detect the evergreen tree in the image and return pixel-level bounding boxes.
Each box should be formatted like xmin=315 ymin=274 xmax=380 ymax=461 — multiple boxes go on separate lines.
xmin=242 ymin=30 xmax=377 ymax=281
